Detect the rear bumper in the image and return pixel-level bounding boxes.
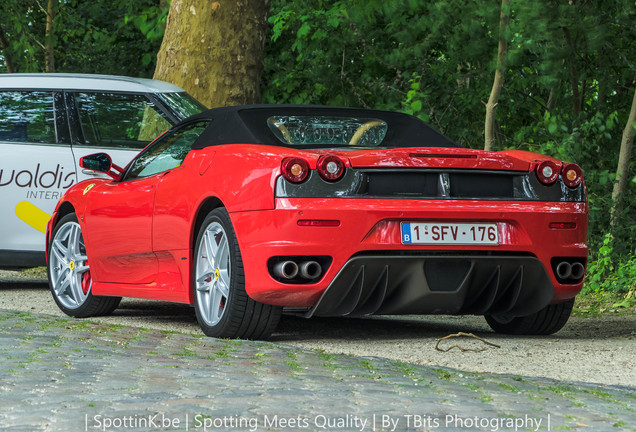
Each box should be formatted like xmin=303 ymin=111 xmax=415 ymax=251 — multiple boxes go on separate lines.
xmin=306 ymin=253 xmax=553 ymax=317
xmin=230 ymin=198 xmax=587 ymax=311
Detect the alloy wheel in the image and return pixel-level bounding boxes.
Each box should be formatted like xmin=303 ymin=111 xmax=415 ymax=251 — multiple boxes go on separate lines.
xmin=49 ymin=221 xmax=91 ymax=309
xmin=195 ymin=221 xmax=231 ymax=326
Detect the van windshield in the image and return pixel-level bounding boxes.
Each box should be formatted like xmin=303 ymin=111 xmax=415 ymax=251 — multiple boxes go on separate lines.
xmin=159 ymin=92 xmax=207 ymax=120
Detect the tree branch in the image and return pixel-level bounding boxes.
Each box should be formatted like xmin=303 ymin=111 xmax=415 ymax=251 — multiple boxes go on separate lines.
xmin=484 ymin=0 xmax=510 ymax=151
xmin=35 ymin=0 xmax=48 ymax=16
xmin=611 ymin=84 xmax=636 ymax=226
xmin=0 ymin=21 xmax=15 ymax=72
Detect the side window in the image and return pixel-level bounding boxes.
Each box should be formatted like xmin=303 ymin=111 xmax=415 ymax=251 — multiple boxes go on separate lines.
xmin=0 ymin=91 xmax=58 ymax=144
xmin=74 ymin=92 xmax=172 ymax=149
xmin=126 ymin=121 xmax=209 ymax=180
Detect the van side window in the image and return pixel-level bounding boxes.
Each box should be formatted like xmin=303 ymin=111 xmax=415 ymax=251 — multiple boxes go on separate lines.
xmin=0 ymin=91 xmax=57 ymax=144
xmin=74 ymin=92 xmax=172 ymax=150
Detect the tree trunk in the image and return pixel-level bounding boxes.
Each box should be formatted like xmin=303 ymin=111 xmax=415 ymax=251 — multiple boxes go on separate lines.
xmin=0 ymin=22 xmax=15 ymax=73
xmin=44 ymin=0 xmax=56 ymax=72
xmin=484 ymin=0 xmax=509 ymax=151
xmin=610 ymin=86 xmax=636 ymax=225
xmin=546 ymin=87 xmax=557 ymax=114
xmin=597 ymin=48 xmax=607 ymax=111
xmin=153 ymin=0 xmax=271 ymax=108
xmin=563 ymin=28 xmax=581 ymax=116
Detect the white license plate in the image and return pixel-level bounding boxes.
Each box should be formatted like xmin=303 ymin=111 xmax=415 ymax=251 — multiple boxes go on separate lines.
xmin=401 ymin=222 xmax=499 ymax=245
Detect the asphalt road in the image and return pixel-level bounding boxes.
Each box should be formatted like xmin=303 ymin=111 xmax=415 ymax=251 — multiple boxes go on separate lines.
xmin=1 ymin=270 xmax=635 ymax=387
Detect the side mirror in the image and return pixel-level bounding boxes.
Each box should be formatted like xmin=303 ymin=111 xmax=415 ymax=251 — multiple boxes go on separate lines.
xmin=79 ymin=153 xmax=124 ymax=180
xmin=80 ymin=153 xmax=112 ymax=173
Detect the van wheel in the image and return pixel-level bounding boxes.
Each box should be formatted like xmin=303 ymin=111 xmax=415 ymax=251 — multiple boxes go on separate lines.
xmin=48 ymin=213 xmax=121 ymax=317
xmin=193 ymin=208 xmax=281 ymax=339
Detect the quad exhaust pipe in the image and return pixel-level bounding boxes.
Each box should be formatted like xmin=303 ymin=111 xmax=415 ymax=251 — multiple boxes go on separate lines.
xmin=273 ymin=261 xmax=299 ymax=280
xmin=570 ymin=262 xmax=585 ymax=280
xmin=299 ymin=261 xmax=321 ymax=279
xmin=273 ymin=260 xmax=323 ymax=280
xmin=555 ymin=260 xmax=585 ymax=282
xmin=555 ymin=261 xmax=572 ymax=280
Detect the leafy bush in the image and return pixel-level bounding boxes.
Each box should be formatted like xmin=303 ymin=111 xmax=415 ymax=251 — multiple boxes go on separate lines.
xmin=585 ymin=234 xmax=636 ymax=308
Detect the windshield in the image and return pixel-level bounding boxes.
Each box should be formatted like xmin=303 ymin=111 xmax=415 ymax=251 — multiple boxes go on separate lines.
xmin=267 ymin=116 xmax=388 ymax=147
xmin=159 ymin=92 xmax=207 ymax=120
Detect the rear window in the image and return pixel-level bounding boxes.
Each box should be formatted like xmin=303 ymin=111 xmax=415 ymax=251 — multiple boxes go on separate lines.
xmin=267 ymin=116 xmax=388 ymax=147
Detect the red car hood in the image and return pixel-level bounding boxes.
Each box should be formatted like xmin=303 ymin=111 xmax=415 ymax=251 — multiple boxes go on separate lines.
xmin=306 ymin=147 xmax=531 ymax=171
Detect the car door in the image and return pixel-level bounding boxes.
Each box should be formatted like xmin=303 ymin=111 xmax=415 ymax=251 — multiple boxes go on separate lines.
xmin=66 ymin=91 xmax=175 ymax=183
xmin=0 ymin=90 xmax=74 ymax=265
xmin=152 ymin=120 xmax=211 ymax=252
xmin=83 ymin=121 xmax=206 ymax=286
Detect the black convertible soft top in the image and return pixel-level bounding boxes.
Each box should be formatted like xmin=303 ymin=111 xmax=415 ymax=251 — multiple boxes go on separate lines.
xmin=188 ymin=104 xmax=458 ymax=149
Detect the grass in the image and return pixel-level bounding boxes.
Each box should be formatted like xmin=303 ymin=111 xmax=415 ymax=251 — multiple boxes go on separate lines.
xmin=574 ymin=290 xmax=636 ymax=317
xmin=394 ymin=361 xmax=417 ymax=377
xmin=175 ymin=347 xmax=198 ymax=357
xmin=214 ymin=349 xmax=230 ymax=358
xmin=433 ymin=368 xmax=454 ymax=381
xmin=285 ymin=350 xmax=300 ymax=370
xmin=499 ymin=383 xmax=521 ymax=393
xmin=18 ymin=266 xmax=47 ymax=278
xmin=480 ymin=394 xmax=493 ymax=403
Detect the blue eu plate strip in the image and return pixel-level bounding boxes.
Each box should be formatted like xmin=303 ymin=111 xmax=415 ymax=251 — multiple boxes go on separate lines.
xmin=401 ymin=223 xmax=412 ymax=244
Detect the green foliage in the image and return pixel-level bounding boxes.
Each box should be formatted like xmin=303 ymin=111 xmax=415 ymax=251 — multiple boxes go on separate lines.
xmin=263 ymin=0 xmax=501 ymax=146
xmin=585 ymin=234 xmax=636 ymax=308
xmin=0 ymin=0 xmax=168 ymax=76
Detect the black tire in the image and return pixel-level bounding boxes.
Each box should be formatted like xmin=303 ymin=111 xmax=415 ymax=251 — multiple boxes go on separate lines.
xmin=192 ymin=208 xmax=281 ymax=339
xmin=47 ymin=213 xmax=121 ymax=317
xmin=485 ymin=298 xmax=575 ymax=335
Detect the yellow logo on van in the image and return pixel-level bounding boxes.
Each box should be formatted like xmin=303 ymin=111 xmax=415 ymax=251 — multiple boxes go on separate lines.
xmin=83 ymin=183 xmax=96 ymax=195
xmin=15 ymin=201 xmax=50 ymax=233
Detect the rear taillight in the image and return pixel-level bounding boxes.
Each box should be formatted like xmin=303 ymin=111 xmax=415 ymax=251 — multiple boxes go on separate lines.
xmin=316 ymin=155 xmax=345 ymax=182
xmin=561 ymin=163 xmax=583 ymax=188
xmin=535 ymin=160 xmax=560 ymax=185
xmin=281 ymin=157 xmax=310 ymax=183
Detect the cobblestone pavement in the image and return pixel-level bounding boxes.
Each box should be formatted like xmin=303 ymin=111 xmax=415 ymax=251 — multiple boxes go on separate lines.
xmin=3 ymin=275 xmax=635 ymax=387
xmin=0 ymin=310 xmax=634 ymax=432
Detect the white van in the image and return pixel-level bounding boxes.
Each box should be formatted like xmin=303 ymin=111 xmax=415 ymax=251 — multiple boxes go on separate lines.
xmin=0 ymin=73 xmax=205 ymax=269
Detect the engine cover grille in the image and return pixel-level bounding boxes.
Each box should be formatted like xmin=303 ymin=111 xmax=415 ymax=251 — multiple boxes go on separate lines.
xmin=276 ymin=168 xmax=585 ymax=202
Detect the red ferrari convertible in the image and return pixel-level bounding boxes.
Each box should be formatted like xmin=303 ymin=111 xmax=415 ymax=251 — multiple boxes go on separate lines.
xmin=46 ymin=105 xmax=587 ymax=339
